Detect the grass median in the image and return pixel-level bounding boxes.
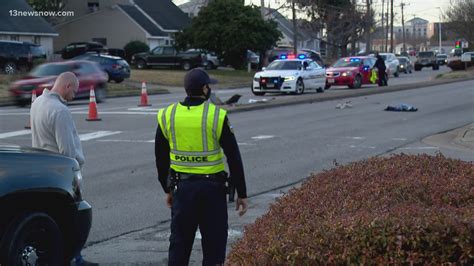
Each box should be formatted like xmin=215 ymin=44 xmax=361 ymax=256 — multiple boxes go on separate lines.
xmin=130 ymin=68 xmax=256 ymax=88
xmin=435 ymin=67 xmax=474 ymax=79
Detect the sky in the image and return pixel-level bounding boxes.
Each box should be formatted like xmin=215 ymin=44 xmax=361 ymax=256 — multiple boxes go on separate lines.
xmin=173 ymin=0 xmax=453 ymax=25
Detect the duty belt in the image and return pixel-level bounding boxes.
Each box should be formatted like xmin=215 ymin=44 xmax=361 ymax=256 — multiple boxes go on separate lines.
xmin=172 ymin=171 xmax=227 ymax=182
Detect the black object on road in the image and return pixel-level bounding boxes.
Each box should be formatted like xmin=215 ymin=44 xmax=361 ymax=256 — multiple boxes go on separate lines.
xmin=385 ymin=104 xmax=418 ymax=112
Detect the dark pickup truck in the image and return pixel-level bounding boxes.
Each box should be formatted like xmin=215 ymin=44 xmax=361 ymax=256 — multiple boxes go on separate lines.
xmin=131 ymin=46 xmax=207 ymax=71
xmin=0 ymin=145 xmax=92 ymax=265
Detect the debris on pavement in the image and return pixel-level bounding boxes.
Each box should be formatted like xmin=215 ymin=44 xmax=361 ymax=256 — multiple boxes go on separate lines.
xmin=248 ymin=98 xmax=275 ymax=104
xmin=335 ymin=101 xmax=353 ymax=109
xmin=385 ymin=103 xmax=418 ymax=112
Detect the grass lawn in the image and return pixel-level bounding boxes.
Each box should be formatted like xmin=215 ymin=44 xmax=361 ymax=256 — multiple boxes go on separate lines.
xmin=0 ymin=74 xmax=21 ymax=103
xmin=436 ymin=67 xmax=474 ymax=79
xmin=130 ymin=69 xmax=256 ymax=88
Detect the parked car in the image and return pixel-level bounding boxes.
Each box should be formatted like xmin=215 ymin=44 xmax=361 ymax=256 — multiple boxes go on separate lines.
xmin=325 ymin=56 xmax=382 ymax=89
xmin=267 ymin=47 xmax=324 ymax=67
xmin=447 ymin=52 xmax=474 ymax=71
xmin=107 ymin=48 xmax=126 ymax=58
xmin=0 ymin=145 xmax=92 ymax=265
xmin=61 ymin=42 xmax=107 ymax=59
xmin=247 ymin=50 xmax=260 ymax=69
xmin=415 ymin=51 xmax=439 ymax=71
xmin=185 ymin=49 xmax=220 ymax=69
xmin=300 ymin=49 xmax=325 ymax=67
xmin=9 ymin=60 xmax=108 ymax=106
xmin=0 ymin=41 xmax=46 ymax=75
xmin=396 ymin=56 xmax=413 ymax=74
xmin=252 ymin=55 xmax=326 ymax=96
xmin=369 ymin=53 xmax=399 ymax=77
xmin=131 ymin=46 xmax=206 ymax=71
xmin=72 ymin=53 xmax=130 ymax=83
xmin=436 ymin=54 xmax=448 ymax=65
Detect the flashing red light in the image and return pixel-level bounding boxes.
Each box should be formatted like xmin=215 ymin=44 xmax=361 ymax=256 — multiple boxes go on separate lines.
xmin=287 ymin=54 xmax=296 ymax=59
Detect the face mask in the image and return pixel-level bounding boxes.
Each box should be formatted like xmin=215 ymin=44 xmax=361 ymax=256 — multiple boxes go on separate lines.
xmin=205 ymin=87 xmax=211 ymax=100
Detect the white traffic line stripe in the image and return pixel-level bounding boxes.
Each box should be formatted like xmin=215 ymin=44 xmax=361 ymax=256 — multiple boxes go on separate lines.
xmin=345 ymin=136 xmax=366 ymax=140
xmin=0 ymin=130 xmax=31 ymax=139
xmin=97 ymin=139 xmax=155 ymax=143
xmin=71 ymin=111 xmax=157 ymax=115
xmin=251 ymin=135 xmax=275 ymax=140
xmin=79 ymin=131 xmax=121 ymax=141
xmin=399 ymin=146 xmax=439 ymax=150
xmin=392 ymin=138 xmax=408 ymax=141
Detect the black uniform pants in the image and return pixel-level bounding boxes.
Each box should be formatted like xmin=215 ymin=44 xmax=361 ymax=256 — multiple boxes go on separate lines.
xmin=168 ymin=179 xmax=228 ymax=266
xmin=378 ymin=70 xmax=387 ymax=86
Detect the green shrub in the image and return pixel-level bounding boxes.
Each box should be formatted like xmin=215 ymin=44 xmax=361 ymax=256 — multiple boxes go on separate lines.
xmin=227 ymin=154 xmax=473 ymax=264
xmin=123 ymin=40 xmax=149 ymax=62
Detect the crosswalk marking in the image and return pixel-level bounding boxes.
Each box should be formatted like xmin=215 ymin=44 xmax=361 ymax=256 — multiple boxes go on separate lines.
xmin=0 ymin=130 xmax=31 ymax=139
xmin=79 ymin=131 xmax=121 ymax=141
xmin=97 ymin=139 xmax=154 ymax=143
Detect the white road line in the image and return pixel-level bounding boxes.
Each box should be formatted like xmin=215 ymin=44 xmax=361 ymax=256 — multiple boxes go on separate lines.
xmin=71 ymin=111 xmax=157 ymax=115
xmin=127 ymin=107 xmax=164 ymax=112
xmin=251 ymin=135 xmax=275 ymax=140
xmin=0 ymin=112 xmax=29 ymax=116
xmin=79 ymin=131 xmax=121 ymax=141
xmin=68 ymin=107 xmax=89 ymax=111
xmin=238 ymin=142 xmax=257 ymax=146
xmin=345 ymin=136 xmax=366 ymax=140
xmin=349 ymin=145 xmax=376 ymax=149
xmin=392 ymin=138 xmax=408 ymax=141
xmin=97 ymin=139 xmax=155 ymax=143
xmin=0 ymin=130 xmax=31 ymax=139
xmin=399 ymin=146 xmax=439 ymax=150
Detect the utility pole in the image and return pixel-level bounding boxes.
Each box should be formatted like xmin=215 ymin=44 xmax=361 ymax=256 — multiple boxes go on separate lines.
xmin=437 ymin=7 xmax=442 ymax=54
xmin=385 ymin=11 xmax=389 ymax=52
xmin=381 ymin=0 xmax=384 ymax=52
xmin=261 ymin=0 xmax=265 ymax=18
xmin=365 ymin=0 xmax=372 ymax=54
xmin=390 ymin=0 xmax=394 ymax=53
xmin=292 ymin=0 xmax=297 ymax=54
xmin=401 ymin=2 xmax=406 ymax=53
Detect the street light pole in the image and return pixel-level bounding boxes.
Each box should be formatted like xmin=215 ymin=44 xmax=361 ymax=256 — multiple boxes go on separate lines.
xmin=437 ymin=7 xmax=442 ymax=54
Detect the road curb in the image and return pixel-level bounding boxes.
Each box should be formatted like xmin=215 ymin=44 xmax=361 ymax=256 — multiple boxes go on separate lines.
xmin=225 ymin=77 xmax=474 ymax=114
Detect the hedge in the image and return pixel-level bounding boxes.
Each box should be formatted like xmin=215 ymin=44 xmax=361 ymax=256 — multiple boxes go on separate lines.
xmin=227 ymin=153 xmax=473 ymax=264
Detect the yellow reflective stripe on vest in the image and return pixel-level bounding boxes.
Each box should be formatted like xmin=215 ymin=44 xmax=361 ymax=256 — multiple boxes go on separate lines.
xmin=157 ymin=102 xmax=226 ymax=174
xmin=169 ymin=103 xmax=178 ymax=150
xmin=201 ymin=102 xmax=209 ymax=152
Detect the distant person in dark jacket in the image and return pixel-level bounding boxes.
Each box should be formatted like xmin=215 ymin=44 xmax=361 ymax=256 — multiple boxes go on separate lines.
xmin=374 ymin=52 xmax=387 ymax=86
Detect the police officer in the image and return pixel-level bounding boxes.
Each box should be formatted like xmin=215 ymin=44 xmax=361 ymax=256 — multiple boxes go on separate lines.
xmin=374 ymin=52 xmax=388 ymax=86
xmin=155 ymin=68 xmax=248 ymax=265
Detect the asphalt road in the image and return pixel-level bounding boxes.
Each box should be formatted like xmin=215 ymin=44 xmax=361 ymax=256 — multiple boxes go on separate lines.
xmin=0 ymin=66 xmax=471 ymax=245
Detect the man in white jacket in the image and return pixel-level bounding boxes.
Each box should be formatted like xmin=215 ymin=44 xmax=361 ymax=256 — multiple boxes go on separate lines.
xmin=31 ymin=72 xmax=95 ymax=266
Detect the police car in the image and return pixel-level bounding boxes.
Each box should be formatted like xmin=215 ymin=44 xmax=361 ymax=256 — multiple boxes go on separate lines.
xmin=251 ymin=54 xmax=326 ymax=96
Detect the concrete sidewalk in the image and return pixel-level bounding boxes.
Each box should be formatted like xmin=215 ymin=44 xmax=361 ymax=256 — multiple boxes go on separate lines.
xmin=81 ymin=124 xmax=474 ymax=265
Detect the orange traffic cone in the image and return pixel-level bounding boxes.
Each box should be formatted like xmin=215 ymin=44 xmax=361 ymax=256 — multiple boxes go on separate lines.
xmin=25 ymin=89 xmax=37 ymax=129
xmin=138 ymin=81 xmax=151 ymax=107
xmin=86 ymin=86 xmax=101 ymax=121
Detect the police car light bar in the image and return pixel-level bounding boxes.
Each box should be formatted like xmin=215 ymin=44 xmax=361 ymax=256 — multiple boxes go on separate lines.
xmin=297 ymin=54 xmax=306 ymax=59
xmin=279 ymin=54 xmax=288 ymax=59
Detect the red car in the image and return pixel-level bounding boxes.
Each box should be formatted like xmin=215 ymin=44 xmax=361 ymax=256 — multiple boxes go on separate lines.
xmin=325 ymin=56 xmax=384 ymax=89
xmin=9 ymin=60 xmax=108 ymax=106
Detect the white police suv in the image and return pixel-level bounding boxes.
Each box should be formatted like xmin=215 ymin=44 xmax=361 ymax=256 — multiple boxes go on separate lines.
xmin=251 ymin=54 xmax=326 ymax=96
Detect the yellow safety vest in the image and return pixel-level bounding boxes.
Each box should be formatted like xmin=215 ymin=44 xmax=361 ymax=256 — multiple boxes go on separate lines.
xmin=157 ymin=102 xmax=227 ymax=174
xmin=370 ymin=69 xmax=378 ymax=84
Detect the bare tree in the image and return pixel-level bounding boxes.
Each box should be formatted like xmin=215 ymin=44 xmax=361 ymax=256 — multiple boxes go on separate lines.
xmin=294 ymin=0 xmax=371 ymax=60
xmin=443 ymin=0 xmax=474 ymax=46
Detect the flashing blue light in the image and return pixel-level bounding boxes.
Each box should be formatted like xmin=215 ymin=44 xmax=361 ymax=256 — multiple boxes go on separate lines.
xmin=363 ymin=66 xmax=370 ymax=71
xmin=350 ymin=58 xmax=361 ymax=62
xmin=279 ymin=54 xmax=288 ymax=59
xmin=297 ymin=54 xmax=306 ymax=59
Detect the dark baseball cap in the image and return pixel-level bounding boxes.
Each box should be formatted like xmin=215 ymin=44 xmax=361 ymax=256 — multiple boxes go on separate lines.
xmin=184 ymin=68 xmax=217 ymax=91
